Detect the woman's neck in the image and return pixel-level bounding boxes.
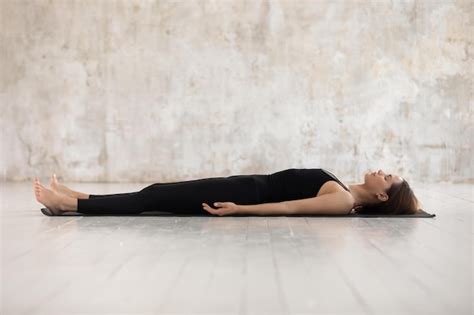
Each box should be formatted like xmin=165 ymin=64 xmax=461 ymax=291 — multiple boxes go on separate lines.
xmin=347 ymin=183 xmax=376 ymax=208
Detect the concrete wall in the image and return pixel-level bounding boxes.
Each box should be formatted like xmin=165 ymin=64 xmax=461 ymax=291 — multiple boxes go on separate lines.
xmin=1 ymin=0 xmax=472 ymax=183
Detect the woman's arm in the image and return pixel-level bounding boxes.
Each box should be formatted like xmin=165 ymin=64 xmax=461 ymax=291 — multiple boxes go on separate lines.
xmin=202 ymin=191 xmax=353 ymax=216
xmin=281 ymin=192 xmax=353 ymax=215
xmin=239 ymin=192 xmax=353 ymax=215
xmin=202 ymin=201 xmax=288 ymax=216
xmin=238 ymin=202 xmax=290 ymax=215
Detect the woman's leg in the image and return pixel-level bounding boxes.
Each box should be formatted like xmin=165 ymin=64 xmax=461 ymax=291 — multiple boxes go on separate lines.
xmin=87 ymin=179 xmax=210 ymax=199
xmin=88 ymin=192 xmax=140 ymax=199
xmin=76 ymin=176 xmax=260 ymax=215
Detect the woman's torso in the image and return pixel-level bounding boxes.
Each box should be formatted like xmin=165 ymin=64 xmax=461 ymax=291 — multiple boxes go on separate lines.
xmin=250 ymin=168 xmax=350 ymax=203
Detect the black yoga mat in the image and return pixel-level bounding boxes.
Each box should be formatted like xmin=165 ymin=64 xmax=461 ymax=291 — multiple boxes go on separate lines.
xmin=40 ymin=207 xmax=436 ymax=217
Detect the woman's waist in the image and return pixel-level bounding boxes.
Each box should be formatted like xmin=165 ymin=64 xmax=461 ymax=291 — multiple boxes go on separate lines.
xmin=227 ymin=172 xmax=290 ymax=203
xmin=251 ymin=174 xmax=281 ymax=203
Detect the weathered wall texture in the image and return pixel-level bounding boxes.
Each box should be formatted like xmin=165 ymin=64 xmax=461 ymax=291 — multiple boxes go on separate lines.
xmin=1 ymin=0 xmax=472 ymax=183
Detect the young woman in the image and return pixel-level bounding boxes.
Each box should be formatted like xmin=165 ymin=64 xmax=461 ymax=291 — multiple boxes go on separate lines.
xmin=33 ymin=168 xmax=421 ymax=216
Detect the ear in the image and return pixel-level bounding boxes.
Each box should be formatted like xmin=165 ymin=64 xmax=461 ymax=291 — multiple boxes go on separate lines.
xmin=376 ymin=192 xmax=389 ymax=202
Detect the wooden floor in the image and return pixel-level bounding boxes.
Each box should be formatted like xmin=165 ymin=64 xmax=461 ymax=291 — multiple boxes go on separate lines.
xmin=1 ymin=181 xmax=472 ymax=315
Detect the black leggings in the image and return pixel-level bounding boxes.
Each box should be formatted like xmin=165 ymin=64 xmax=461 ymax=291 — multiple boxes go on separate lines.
xmin=77 ymin=175 xmax=267 ymax=215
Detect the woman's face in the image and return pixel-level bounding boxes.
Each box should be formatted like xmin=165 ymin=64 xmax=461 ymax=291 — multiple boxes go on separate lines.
xmin=364 ymin=169 xmax=404 ymax=192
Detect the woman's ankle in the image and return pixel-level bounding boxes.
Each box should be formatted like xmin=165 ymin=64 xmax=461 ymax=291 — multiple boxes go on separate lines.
xmin=59 ymin=195 xmax=78 ymax=212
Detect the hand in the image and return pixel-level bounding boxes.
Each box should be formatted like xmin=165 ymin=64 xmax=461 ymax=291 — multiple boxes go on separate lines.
xmin=202 ymin=201 xmax=239 ymax=216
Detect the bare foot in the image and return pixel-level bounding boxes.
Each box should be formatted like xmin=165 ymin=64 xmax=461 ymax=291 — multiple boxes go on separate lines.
xmin=50 ymin=174 xmax=89 ymax=199
xmin=34 ymin=177 xmax=66 ymax=215
xmin=50 ymin=174 xmax=75 ymax=198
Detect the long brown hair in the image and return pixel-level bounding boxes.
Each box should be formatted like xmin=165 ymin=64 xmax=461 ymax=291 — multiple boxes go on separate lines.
xmin=354 ymin=179 xmax=421 ymax=215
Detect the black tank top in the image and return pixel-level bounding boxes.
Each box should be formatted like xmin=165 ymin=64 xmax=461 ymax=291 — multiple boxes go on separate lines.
xmin=252 ymin=168 xmax=350 ymax=203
